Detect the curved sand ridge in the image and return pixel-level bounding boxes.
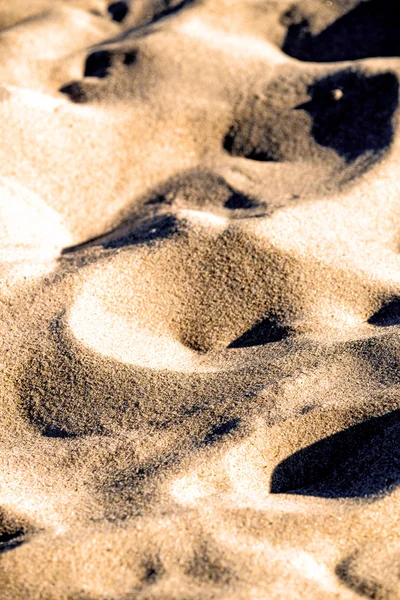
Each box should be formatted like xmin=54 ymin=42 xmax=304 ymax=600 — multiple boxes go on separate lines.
xmin=2 ymin=1 xmax=400 ymax=598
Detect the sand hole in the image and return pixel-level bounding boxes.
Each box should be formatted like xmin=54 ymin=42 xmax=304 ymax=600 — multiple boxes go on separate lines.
xmin=141 ymin=557 xmax=164 ymax=584
xmin=84 ymin=51 xmax=112 ymax=79
xmin=224 ymin=192 xmax=256 ymax=210
xmin=144 ymin=169 xmax=258 ymax=214
xmin=224 ymin=68 xmax=398 ymax=166
xmin=223 ymin=127 xmax=278 ymax=162
xmin=59 ymin=81 xmax=88 ymax=103
xmin=123 ymin=51 xmax=137 ymax=66
xmin=296 ymin=70 xmax=399 ymax=162
xmin=108 ymin=1 xmax=129 ymax=23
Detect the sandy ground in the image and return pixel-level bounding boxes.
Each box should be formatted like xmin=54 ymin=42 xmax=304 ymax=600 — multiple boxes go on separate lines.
xmin=1 ymin=0 xmax=400 ymax=598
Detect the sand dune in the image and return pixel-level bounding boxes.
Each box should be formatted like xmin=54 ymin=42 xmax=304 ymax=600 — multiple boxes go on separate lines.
xmin=1 ymin=0 xmax=400 ymax=598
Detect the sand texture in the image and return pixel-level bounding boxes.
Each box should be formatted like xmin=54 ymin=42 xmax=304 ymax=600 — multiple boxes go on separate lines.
xmin=1 ymin=0 xmax=400 ymax=598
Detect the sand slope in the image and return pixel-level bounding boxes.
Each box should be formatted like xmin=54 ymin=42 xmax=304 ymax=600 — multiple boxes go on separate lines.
xmin=1 ymin=0 xmax=400 ymax=598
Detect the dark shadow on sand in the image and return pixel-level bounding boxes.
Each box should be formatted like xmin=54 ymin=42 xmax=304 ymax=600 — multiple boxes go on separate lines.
xmin=295 ymin=70 xmax=399 ymax=163
xmin=368 ymin=297 xmax=400 ymax=327
xmin=228 ymin=318 xmax=291 ymax=348
xmin=0 ymin=528 xmax=26 ymax=555
xmin=282 ymin=0 xmax=400 ymax=62
xmin=62 ymin=214 xmax=181 ymax=254
xmin=271 ymin=409 xmax=400 ymax=498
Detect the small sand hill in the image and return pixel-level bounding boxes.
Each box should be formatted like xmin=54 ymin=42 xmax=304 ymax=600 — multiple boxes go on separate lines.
xmin=1 ymin=0 xmax=400 ymax=598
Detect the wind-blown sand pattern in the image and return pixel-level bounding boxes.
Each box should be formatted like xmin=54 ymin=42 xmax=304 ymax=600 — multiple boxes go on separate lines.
xmin=1 ymin=0 xmax=400 ymax=598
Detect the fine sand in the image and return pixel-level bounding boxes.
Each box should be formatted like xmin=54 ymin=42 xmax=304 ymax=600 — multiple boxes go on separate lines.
xmin=1 ymin=0 xmax=400 ymax=598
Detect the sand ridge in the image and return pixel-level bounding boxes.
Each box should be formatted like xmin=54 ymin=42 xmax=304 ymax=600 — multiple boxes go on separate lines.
xmin=1 ymin=0 xmax=400 ymax=598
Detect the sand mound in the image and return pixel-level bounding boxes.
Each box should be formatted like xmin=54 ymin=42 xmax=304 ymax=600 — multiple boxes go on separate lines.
xmin=1 ymin=0 xmax=400 ymax=598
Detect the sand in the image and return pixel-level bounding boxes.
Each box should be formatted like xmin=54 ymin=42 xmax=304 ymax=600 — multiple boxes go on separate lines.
xmin=1 ymin=0 xmax=400 ymax=597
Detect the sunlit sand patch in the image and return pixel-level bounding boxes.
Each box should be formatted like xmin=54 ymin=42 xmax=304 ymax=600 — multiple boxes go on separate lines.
xmin=69 ymin=290 xmax=221 ymax=373
xmin=171 ymin=472 xmax=211 ymax=506
xmin=170 ymin=421 xmax=271 ymax=508
xmin=179 ymin=16 xmax=287 ymax=64
xmin=0 ymin=464 xmax=73 ymax=534
xmin=3 ymin=85 xmax=66 ymax=109
xmin=214 ymin=528 xmax=341 ymax=595
xmin=176 ymin=208 xmax=229 ymax=228
xmin=0 ymin=177 xmax=71 ymax=283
